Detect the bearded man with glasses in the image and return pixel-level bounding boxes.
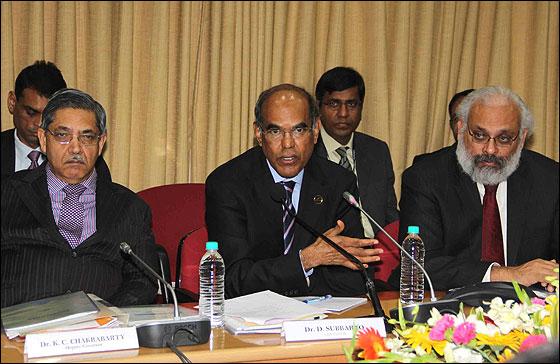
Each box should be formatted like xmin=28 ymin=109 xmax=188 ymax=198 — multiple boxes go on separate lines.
xmin=1 ymin=88 xmax=158 ymax=308
xmin=389 ymin=85 xmax=558 ymax=292
xmin=206 ymin=83 xmax=383 ymax=299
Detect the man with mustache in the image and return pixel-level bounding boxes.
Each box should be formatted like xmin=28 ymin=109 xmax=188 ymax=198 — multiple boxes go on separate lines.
xmin=206 ymin=83 xmax=383 ymax=298
xmin=1 ymin=88 xmax=158 ymax=308
xmin=392 ymin=86 xmax=558 ymax=291
xmin=313 ymin=67 xmax=398 ymax=242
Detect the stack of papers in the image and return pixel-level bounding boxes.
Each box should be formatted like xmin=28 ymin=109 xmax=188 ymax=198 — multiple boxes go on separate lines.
xmin=1 ymin=291 xmax=100 ymax=339
xmin=224 ymin=290 xmax=327 ymax=335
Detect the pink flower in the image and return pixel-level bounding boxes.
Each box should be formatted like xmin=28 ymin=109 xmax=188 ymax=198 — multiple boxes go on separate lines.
xmin=519 ymin=334 xmax=548 ymax=352
xmin=429 ymin=314 xmax=455 ymax=340
xmin=452 ymin=322 xmax=476 ymax=345
xmin=531 ymin=297 xmax=546 ymax=306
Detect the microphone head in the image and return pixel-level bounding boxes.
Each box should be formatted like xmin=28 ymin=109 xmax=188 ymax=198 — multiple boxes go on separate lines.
xmin=120 ymin=242 xmax=132 ymax=254
xmin=343 ymin=191 xmax=359 ymax=207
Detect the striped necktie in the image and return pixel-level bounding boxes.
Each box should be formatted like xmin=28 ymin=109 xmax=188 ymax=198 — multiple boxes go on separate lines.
xmin=335 ymin=146 xmax=352 ymax=171
xmin=280 ymin=181 xmax=296 ymax=255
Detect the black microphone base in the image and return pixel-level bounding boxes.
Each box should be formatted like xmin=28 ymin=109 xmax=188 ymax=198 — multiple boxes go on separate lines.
xmin=389 ymin=298 xmax=461 ymax=323
xmin=135 ymin=317 xmax=211 ymax=348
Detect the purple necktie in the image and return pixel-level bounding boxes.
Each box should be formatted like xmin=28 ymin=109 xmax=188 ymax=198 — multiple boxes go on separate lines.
xmin=280 ymin=181 xmax=296 ymax=255
xmin=481 ymin=185 xmax=504 ymax=265
xmin=58 ymin=184 xmax=87 ymax=249
xmin=27 ymin=150 xmax=41 ymax=170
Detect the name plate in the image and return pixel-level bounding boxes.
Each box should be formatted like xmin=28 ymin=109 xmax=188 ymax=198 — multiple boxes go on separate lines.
xmin=282 ymin=317 xmax=386 ymax=342
xmin=24 ymin=327 xmax=138 ymax=359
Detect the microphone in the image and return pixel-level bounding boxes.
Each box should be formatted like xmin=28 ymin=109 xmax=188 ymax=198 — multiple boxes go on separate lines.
xmin=120 ymin=242 xmax=211 ymax=347
xmin=342 ymin=192 xmax=461 ymax=322
xmin=270 ymin=188 xmax=391 ymax=330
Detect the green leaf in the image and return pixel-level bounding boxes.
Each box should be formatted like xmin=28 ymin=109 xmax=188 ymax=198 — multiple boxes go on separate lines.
xmin=512 ymin=280 xmax=532 ymax=305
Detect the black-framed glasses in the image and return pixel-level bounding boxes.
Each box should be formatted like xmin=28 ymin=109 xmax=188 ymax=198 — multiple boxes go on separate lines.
xmin=261 ymin=125 xmax=312 ymax=141
xmin=467 ymin=127 xmax=519 ymax=147
xmin=323 ymin=99 xmax=361 ymax=110
xmin=44 ymin=128 xmax=101 ymax=146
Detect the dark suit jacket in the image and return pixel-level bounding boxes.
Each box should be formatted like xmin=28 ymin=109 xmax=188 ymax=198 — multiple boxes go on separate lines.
xmin=1 ymin=128 xmax=111 ymax=181
xmin=1 ymin=162 xmax=158 ymax=308
xmin=314 ymin=132 xmax=399 ymax=233
xmin=390 ymin=145 xmax=559 ymax=290
xmin=412 ymin=143 xmax=456 ymax=165
xmin=206 ymin=147 xmax=372 ymax=298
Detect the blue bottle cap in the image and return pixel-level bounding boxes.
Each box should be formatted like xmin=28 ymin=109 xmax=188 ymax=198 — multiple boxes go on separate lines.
xmin=206 ymin=241 xmax=218 ymax=250
xmin=407 ymin=226 xmax=420 ymax=234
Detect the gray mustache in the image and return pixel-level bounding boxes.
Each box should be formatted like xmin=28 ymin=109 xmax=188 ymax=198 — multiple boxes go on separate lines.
xmin=474 ymin=154 xmax=505 ymax=168
xmin=67 ymin=155 xmax=85 ymax=163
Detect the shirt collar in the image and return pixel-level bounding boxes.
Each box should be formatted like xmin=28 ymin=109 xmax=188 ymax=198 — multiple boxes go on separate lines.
xmin=320 ymin=128 xmax=354 ymax=156
xmin=14 ymin=129 xmax=43 ymax=158
xmin=46 ymin=163 xmax=98 ymax=195
xmin=266 ymin=159 xmax=304 ymax=186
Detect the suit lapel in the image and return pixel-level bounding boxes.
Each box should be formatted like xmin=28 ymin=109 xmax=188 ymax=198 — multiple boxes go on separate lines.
xmin=506 ymin=154 xmax=531 ymax=265
xmin=294 ymin=156 xmax=330 ymax=251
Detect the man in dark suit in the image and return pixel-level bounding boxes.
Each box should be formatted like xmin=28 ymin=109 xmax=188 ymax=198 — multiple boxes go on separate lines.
xmin=313 ymin=67 xmax=398 ymax=238
xmin=392 ymin=86 xmax=558 ymax=291
xmin=1 ymin=88 xmax=158 ymax=308
xmin=412 ymin=88 xmax=474 ymax=165
xmin=2 ymin=60 xmax=110 ymax=180
xmin=206 ymin=83 xmax=383 ymax=298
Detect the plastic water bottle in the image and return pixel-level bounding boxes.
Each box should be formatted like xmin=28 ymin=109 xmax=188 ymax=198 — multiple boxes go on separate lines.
xmin=399 ymin=226 xmax=425 ymax=304
xmin=199 ymin=241 xmax=225 ymax=327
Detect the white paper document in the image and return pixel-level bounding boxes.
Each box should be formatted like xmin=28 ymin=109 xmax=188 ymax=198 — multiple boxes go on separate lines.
xmin=224 ymin=290 xmax=328 ymax=334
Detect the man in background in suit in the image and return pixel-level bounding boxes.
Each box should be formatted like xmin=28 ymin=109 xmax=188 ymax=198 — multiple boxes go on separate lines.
xmin=206 ymin=83 xmax=383 ymax=298
xmin=1 ymin=88 xmax=158 ymax=307
xmin=313 ymin=67 xmax=398 ymax=238
xmin=393 ymin=85 xmax=558 ymax=291
xmin=2 ymin=60 xmax=110 ymax=180
xmin=412 ymin=88 xmax=474 ymax=164
xmin=1 ymin=60 xmax=66 ymax=179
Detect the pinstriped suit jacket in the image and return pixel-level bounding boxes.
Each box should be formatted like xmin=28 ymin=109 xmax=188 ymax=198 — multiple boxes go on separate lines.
xmin=1 ymin=163 xmax=158 ymax=308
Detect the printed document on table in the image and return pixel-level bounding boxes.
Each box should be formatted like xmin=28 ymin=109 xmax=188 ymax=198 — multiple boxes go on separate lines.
xmin=294 ymin=296 xmax=368 ymax=313
xmin=225 ymin=290 xmax=327 ymax=325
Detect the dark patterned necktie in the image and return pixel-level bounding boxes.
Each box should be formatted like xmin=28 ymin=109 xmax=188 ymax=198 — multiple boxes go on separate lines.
xmin=280 ymin=181 xmax=296 ymax=255
xmin=481 ymin=185 xmax=504 ymax=265
xmin=335 ymin=146 xmax=352 ymax=171
xmin=27 ymin=150 xmax=41 ymax=170
xmin=58 ymin=184 xmax=87 ymax=249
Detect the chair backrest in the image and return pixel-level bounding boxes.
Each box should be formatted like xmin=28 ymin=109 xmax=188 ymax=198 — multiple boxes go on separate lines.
xmin=373 ymin=220 xmax=400 ymax=284
xmin=137 ymin=183 xmax=205 ymax=286
xmin=179 ymin=226 xmax=208 ymax=294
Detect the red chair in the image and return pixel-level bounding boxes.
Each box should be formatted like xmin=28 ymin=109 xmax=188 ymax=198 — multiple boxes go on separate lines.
xmin=178 ymin=226 xmax=208 ymax=295
xmin=373 ymin=220 xmax=400 ymax=285
xmin=137 ymin=183 xmax=206 ymax=301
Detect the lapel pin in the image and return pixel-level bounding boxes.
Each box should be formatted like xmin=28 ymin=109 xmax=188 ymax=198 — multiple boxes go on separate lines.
xmin=313 ymin=195 xmax=324 ymax=204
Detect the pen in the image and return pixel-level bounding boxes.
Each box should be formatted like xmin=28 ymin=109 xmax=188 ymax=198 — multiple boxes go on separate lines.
xmin=303 ymin=294 xmax=332 ymax=304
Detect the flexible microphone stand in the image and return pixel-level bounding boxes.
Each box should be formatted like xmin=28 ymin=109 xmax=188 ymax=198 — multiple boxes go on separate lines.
xmin=271 ymin=191 xmax=392 ymax=331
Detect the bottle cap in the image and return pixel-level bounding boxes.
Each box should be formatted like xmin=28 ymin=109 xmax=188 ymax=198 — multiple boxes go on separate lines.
xmin=407 ymin=226 xmax=420 ymax=234
xmin=206 ymin=241 xmax=218 ymax=250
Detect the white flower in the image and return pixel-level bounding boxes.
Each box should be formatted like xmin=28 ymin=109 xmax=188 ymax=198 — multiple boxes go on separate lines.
xmin=444 ymin=344 xmax=484 ymax=363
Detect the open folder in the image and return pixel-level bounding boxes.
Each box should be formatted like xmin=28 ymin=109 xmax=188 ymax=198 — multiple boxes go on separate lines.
xmin=224 ymin=290 xmax=327 ymax=334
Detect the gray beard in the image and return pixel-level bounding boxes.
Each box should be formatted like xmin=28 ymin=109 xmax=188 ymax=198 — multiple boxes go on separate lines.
xmin=456 ymin=136 xmax=522 ymax=185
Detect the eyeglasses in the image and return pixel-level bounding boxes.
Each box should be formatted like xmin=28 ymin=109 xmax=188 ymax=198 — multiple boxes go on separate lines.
xmin=44 ymin=128 xmax=101 ymax=146
xmin=467 ymin=128 xmax=519 ymax=147
xmin=261 ymin=125 xmax=312 ymax=141
xmin=323 ymin=99 xmax=361 ymax=110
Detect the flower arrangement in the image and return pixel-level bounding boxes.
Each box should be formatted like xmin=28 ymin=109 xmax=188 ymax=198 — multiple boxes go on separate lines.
xmin=344 ymin=275 xmax=559 ymax=363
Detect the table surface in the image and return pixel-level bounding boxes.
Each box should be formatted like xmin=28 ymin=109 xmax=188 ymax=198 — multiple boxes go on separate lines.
xmin=1 ymin=291 xmax=440 ymax=363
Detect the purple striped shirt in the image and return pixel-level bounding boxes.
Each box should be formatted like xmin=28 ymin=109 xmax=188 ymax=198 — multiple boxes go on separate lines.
xmin=46 ymin=164 xmax=97 ymax=247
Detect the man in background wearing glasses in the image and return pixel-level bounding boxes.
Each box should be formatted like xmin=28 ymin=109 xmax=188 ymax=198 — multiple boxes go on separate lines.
xmin=1 ymin=88 xmax=158 ymax=308
xmin=391 ymin=86 xmax=558 ymax=292
xmin=206 ymin=83 xmax=383 ymax=299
